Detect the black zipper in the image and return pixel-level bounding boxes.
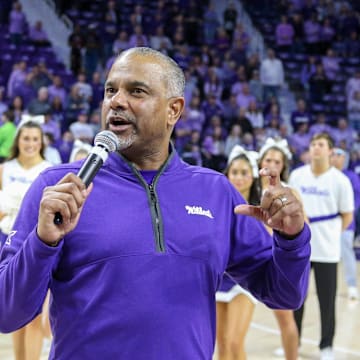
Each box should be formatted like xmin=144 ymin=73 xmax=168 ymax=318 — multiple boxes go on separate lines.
xmin=148 ymin=182 xmax=165 ymax=252
xmin=118 ymin=144 xmax=175 ymax=253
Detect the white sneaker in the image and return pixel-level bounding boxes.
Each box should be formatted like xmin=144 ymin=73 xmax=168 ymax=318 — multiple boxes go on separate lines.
xmin=273 ymin=347 xmax=285 ymax=357
xmin=348 ymin=286 xmax=359 ymax=301
xmin=320 ymin=347 xmax=334 ymax=360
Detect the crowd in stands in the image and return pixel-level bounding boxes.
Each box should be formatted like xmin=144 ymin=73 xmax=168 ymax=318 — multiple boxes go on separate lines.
xmin=0 ymin=0 xmax=359 ymax=178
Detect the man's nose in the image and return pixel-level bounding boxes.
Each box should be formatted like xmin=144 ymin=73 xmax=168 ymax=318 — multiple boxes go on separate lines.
xmin=110 ymin=90 xmax=127 ymax=110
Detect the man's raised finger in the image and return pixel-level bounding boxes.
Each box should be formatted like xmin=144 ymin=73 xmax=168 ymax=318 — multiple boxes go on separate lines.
xmin=259 ymin=167 xmax=281 ymax=188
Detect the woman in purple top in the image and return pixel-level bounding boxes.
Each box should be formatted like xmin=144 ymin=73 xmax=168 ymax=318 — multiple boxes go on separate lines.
xmin=8 ymin=2 xmax=26 ymax=45
xmin=303 ymin=13 xmax=321 ymax=55
xmin=275 ymin=15 xmax=295 ymax=52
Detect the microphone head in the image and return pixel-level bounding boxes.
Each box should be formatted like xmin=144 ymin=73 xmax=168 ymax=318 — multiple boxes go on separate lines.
xmin=94 ymin=130 xmax=120 ymax=152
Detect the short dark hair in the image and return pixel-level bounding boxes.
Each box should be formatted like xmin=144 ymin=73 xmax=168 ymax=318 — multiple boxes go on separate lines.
xmin=310 ymin=132 xmax=334 ymax=149
xmin=116 ymin=47 xmax=185 ymax=98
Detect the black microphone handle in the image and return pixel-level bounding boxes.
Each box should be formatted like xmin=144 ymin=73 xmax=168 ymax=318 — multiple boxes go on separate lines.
xmin=53 ymin=153 xmax=104 ymax=225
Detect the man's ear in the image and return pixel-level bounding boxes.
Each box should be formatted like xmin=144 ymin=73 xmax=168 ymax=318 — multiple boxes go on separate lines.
xmin=167 ymin=97 xmax=185 ymax=126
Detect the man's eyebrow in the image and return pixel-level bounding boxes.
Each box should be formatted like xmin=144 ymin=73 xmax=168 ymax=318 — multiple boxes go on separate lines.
xmin=104 ymin=80 xmax=151 ymax=91
xmin=104 ymin=80 xmax=114 ymax=88
xmin=128 ymin=80 xmax=151 ymax=91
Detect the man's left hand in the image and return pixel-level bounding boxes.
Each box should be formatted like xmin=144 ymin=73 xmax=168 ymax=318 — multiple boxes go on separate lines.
xmin=234 ymin=168 xmax=305 ymax=237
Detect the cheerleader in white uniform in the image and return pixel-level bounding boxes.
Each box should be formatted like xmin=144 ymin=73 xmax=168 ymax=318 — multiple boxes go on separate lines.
xmin=0 ymin=119 xmax=52 ymax=360
xmin=216 ymin=145 xmax=260 ymax=360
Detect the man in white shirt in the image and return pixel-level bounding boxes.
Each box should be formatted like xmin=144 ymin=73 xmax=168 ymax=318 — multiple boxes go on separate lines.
xmin=289 ymin=133 xmax=354 ymax=360
xmin=259 ymin=48 xmax=284 ymax=102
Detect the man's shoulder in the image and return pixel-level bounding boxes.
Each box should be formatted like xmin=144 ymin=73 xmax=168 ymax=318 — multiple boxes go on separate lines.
xmin=290 ymin=164 xmax=310 ymax=177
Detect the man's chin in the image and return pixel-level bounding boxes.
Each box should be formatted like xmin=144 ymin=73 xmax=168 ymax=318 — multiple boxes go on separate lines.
xmin=117 ymin=135 xmax=136 ymax=151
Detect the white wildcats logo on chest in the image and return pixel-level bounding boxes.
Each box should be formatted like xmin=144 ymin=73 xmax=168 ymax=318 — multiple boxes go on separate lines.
xmin=185 ymin=205 xmax=214 ymax=219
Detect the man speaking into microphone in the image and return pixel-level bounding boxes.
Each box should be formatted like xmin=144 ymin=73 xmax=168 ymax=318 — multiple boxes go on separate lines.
xmin=0 ymin=48 xmax=311 ymax=360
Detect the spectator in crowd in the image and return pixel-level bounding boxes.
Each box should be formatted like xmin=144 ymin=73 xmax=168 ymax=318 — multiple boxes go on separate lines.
xmin=8 ymin=1 xmax=26 ymax=45
xmin=90 ymin=71 xmax=104 ymax=112
xmin=233 ymin=106 xmax=254 ymax=136
xmin=88 ymin=110 xmax=101 ymax=135
xmin=9 ymin=96 xmax=25 ymax=126
xmin=308 ymin=63 xmax=331 ymax=104
xmin=346 ymin=70 xmax=360 ymax=108
xmin=0 ymin=111 xmax=16 ymax=163
xmin=150 ymin=25 xmax=173 ymax=51
xmin=231 ymin=65 xmax=248 ymax=97
xmin=260 ymin=48 xmax=285 ymax=102
xmin=47 ymin=75 xmax=67 ymax=108
xmin=7 ymin=60 xmax=28 ymax=100
xmin=83 ymin=26 xmax=102 ymax=80
xmin=27 ymin=86 xmax=52 ymax=116
xmin=224 ymin=124 xmax=242 ymax=157
xmin=74 ymin=72 xmax=93 ymax=105
xmin=102 ymin=12 xmax=118 ymax=62
xmin=43 ymin=132 xmax=62 ymax=165
xmin=275 ymin=15 xmax=295 ymax=52
xmin=56 ymin=130 xmax=74 ymax=163
xmin=50 ymin=95 xmax=65 ymax=127
xmin=289 ymin=122 xmax=311 ymax=161
xmin=265 ymin=115 xmax=282 ymax=140
xmin=185 ymin=94 xmax=206 ymax=129
xmin=264 ymin=101 xmax=284 ymax=127
xmin=214 ymin=27 xmax=232 ymax=55
xmin=227 ymin=39 xmax=247 ymax=66
xmin=309 ymin=113 xmax=332 ymax=137
xmin=290 ymin=98 xmax=312 ymax=132
xmin=345 ymin=30 xmax=360 ymax=58
xmin=64 ymin=84 xmax=90 ymax=131
xmin=104 ymin=0 xmax=119 ymax=24
xmin=321 ymin=48 xmax=340 ymax=84
xmin=223 ymin=1 xmax=238 ymax=42
xmin=332 ymin=117 xmax=358 ymax=151
xmin=28 ymin=61 xmax=53 ymax=93
xmin=203 ymin=2 xmax=220 ymax=45
xmin=248 ymin=69 xmax=263 ymax=104
xmin=290 ymin=11 xmax=304 ymax=53
xmin=69 ymin=110 xmax=95 ymax=144
xmin=28 ymin=20 xmax=51 ymax=47
xmin=128 ymin=25 xmax=149 ymax=48
xmin=0 ymin=88 xmax=9 ymax=118
xmin=303 ymin=12 xmax=321 ymax=55
xmin=28 ymin=86 xmax=51 ymax=115
xmin=68 ymin=138 xmax=92 ymax=163
xmin=300 ymin=55 xmax=317 ymax=93
xmin=290 ymin=133 xmax=354 ymax=360
xmin=204 ymin=68 xmax=224 ymax=101
xmin=68 ymin=22 xmax=85 ymax=75
xmin=319 ymin=17 xmax=335 ymax=54
xmin=245 ymin=99 xmax=264 ymax=129
xmin=41 ymin=111 xmax=61 ymax=143
xmin=112 ymin=30 xmax=130 ymax=55
xmin=347 ymin=90 xmax=360 ymax=131
xmin=331 ymin=147 xmax=360 ymax=301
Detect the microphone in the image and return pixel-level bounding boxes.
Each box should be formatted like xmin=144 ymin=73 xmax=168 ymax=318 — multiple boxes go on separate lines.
xmin=54 ymin=130 xmax=120 ymax=225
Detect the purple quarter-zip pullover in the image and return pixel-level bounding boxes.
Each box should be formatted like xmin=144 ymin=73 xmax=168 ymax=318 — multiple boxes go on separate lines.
xmin=0 ymin=149 xmax=311 ymax=359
